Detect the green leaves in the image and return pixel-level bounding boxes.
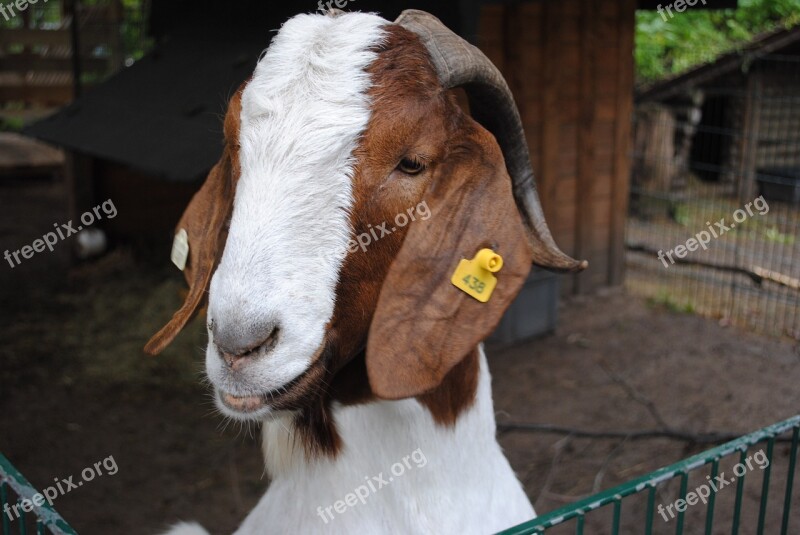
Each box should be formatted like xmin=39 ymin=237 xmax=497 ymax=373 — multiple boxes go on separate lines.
xmin=636 ymin=0 xmax=800 ymax=83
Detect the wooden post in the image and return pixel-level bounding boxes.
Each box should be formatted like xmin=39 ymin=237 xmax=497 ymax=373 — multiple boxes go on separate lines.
xmin=608 ymin=0 xmax=636 ymax=287
xmin=64 ymin=151 xmax=94 ymax=261
xmin=539 ymin=1 xmax=564 ymax=290
xmin=65 ymin=0 xmax=82 ymax=99
xmin=737 ymin=69 xmax=762 ymax=203
xmin=575 ymin=0 xmax=597 ymax=294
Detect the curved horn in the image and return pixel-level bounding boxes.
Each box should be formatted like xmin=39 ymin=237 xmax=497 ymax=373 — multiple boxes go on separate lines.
xmin=395 ymin=10 xmax=586 ymax=273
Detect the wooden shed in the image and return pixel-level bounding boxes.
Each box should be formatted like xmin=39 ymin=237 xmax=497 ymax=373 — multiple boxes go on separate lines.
xmin=0 ymin=1 xmax=125 ymax=113
xmin=636 ymin=25 xmax=800 ymax=202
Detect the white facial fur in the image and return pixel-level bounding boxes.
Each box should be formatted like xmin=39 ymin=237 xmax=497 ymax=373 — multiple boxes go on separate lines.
xmin=206 ymin=13 xmax=387 ymax=419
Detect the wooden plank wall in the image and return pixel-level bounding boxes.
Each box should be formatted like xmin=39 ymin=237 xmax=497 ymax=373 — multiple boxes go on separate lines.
xmin=756 ymin=71 xmax=800 ymax=170
xmin=478 ymin=0 xmax=635 ymax=294
xmin=0 ymin=2 xmax=123 ymax=106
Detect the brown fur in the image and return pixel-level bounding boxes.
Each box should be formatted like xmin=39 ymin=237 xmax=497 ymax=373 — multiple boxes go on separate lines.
xmin=417 ymin=347 xmax=480 ymax=425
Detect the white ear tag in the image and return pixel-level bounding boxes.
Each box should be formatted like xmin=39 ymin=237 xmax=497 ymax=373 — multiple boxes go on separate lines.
xmin=171 ymin=228 xmax=189 ymax=271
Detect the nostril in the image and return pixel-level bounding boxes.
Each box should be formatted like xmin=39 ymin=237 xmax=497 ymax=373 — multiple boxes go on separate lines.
xmin=260 ymin=325 xmax=280 ymax=353
xmin=238 ymin=326 xmax=280 ymax=358
xmin=216 ymin=325 xmax=280 ymax=368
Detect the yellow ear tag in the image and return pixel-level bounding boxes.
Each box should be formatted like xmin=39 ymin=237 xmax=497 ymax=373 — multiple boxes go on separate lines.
xmin=450 ymin=248 xmax=504 ymax=303
xmin=171 ymin=228 xmax=189 ymax=271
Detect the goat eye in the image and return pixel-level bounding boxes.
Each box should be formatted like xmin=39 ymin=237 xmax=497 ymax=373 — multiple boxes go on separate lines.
xmin=397 ymin=157 xmax=426 ymax=175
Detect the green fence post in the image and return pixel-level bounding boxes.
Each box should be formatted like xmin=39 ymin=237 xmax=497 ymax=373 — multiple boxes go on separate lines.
xmin=780 ymin=426 xmax=799 ymax=535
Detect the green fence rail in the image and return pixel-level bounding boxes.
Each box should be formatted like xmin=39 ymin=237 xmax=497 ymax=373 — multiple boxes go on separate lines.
xmin=0 ymin=453 xmax=78 ymax=535
xmin=498 ymin=415 xmax=800 ymax=535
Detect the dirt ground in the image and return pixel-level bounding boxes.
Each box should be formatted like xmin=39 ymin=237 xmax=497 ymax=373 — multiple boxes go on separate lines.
xmin=1 ymin=177 xmax=799 ymax=535
xmin=626 ymin=178 xmax=800 ymax=339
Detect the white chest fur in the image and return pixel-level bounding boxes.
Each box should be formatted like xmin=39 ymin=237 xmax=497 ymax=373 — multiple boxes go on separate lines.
xmin=236 ymin=347 xmax=534 ymax=534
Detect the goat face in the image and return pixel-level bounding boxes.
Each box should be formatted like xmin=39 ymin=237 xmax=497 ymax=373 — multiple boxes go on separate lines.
xmin=206 ymin=15 xmax=468 ymax=421
xmin=146 ymin=12 xmax=582 ymax=442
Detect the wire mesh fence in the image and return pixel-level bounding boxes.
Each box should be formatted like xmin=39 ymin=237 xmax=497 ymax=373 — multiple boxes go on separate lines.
xmin=498 ymin=415 xmax=800 ymax=535
xmin=626 ymin=45 xmax=800 ymax=340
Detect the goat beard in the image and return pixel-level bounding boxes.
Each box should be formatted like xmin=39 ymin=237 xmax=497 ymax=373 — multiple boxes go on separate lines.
xmin=295 ymin=392 xmax=342 ymax=459
xmin=291 ymin=344 xmax=370 ymax=459
xmin=266 ymin=325 xmax=378 ymax=458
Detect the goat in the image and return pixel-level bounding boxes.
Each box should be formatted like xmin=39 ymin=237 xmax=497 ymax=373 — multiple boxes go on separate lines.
xmin=146 ymin=9 xmax=586 ymax=535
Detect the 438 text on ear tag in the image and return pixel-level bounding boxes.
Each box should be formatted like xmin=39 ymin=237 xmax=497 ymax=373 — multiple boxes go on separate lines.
xmin=450 ymin=248 xmax=504 ymax=303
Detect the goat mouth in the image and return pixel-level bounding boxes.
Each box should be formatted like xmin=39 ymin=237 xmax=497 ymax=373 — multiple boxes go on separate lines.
xmin=218 ymin=391 xmax=267 ymax=413
xmin=218 ymin=370 xmax=307 ymax=413
xmin=217 ymin=344 xmax=329 ymax=415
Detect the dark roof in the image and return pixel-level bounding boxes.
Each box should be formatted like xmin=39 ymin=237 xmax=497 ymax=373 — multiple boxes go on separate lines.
xmin=25 ymin=31 xmax=264 ymax=181
xmin=638 ymin=24 xmax=800 ymax=103
xmin=23 ymin=1 xmax=460 ymax=182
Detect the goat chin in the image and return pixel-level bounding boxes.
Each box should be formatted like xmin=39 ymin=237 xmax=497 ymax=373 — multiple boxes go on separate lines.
xmin=160 ymin=522 xmax=210 ymax=535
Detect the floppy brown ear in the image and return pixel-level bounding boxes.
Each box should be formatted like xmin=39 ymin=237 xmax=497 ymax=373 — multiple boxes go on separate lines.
xmin=144 ymin=151 xmax=234 ymax=355
xmin=366 ymin=127 xmax=533 ymax=400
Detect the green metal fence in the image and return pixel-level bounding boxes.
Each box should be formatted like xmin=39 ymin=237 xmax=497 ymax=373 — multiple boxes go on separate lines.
xmin=0 ymin=453 xmax=77 ymax=535
xmin=499 ymin=415 xmax=799 ymax=535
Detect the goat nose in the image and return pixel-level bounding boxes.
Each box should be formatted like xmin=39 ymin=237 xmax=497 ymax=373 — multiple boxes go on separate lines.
xmin=212 ymin=322 xmax=280 ymax=369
